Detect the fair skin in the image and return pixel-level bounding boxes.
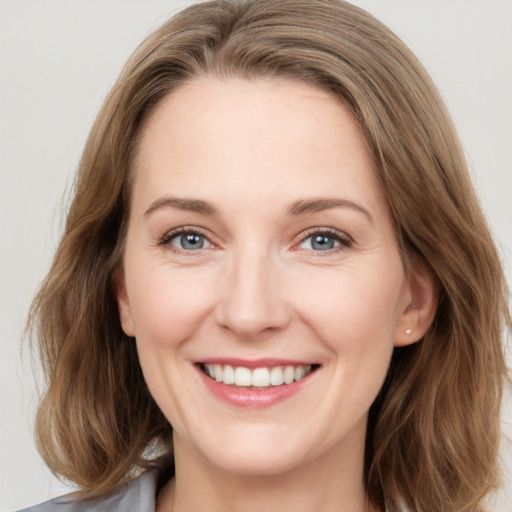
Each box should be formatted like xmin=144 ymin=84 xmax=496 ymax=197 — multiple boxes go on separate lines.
xmin=116 ymin=77 xmax=436 ymax=512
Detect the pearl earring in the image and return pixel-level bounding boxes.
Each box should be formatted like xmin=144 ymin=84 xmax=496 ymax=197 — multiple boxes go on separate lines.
xmin=405 ymin=329 xmax=412 ymax=335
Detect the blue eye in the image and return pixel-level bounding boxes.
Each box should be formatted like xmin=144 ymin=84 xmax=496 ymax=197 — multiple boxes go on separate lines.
xmin=170 ymin=232 xmax=206 ymax=250
xmin=312 ymin=234 xmax=338 ymax=250
xmin=298 ymin=230 xmax=350 ymax=252
xmin=302 ymin=234 xmax=340 ymax=251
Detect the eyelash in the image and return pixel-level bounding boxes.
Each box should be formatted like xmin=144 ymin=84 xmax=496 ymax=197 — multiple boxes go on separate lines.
xmin=294 ymin=227 xmax=353 ymax=253
xmin=157 ymin=226 xmax=353 ymax=254
xmin=158 ymin=226 xmax=213 ymax=250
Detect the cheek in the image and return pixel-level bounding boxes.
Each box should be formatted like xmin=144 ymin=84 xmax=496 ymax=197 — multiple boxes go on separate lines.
xmin=126 ymin=265 xmax=217 ymax=348
xmin=291 ymin=262 xmax=405 ymax=355
xmin=126 ymin=267 xmax=218 ymax=431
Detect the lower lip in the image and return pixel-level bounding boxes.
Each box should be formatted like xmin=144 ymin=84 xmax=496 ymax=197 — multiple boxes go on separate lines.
xmin=196 ymin=366 xmax=313 ymax=408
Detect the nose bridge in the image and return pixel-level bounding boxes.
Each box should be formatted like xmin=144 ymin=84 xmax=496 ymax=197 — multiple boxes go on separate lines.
xmin=215 ymin=240 xmax=290 ymax=338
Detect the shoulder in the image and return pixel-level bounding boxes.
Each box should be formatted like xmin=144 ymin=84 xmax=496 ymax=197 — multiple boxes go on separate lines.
xmin=16 ymin=470 xmax=159 ymax=512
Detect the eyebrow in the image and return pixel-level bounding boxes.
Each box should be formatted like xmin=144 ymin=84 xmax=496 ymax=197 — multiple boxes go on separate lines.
xmin=286 ymin=198 xmax=373 ymax=223
xmin=144 ymin=197 xmax=218 ymax=216
xmin=144 ymin=195 xmax=372 ymax=223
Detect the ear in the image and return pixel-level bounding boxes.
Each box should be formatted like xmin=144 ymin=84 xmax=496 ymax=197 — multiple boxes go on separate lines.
xmin=394 ymin=255 xmax=438 ymax=347
xmin=112 ymin=268 xmax=135 ymax=337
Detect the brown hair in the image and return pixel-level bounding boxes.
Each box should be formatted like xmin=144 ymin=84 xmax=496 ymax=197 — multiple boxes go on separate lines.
xmin=28 ymin=1 xmax=509 ymax=510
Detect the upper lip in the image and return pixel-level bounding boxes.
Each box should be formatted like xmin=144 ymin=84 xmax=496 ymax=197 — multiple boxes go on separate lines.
xmin=197 ymin=358 xmax=317 ymax=369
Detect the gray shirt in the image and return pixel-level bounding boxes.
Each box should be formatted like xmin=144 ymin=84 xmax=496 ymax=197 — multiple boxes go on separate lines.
xmin=17 ymin=470 xmax=159 ymax=512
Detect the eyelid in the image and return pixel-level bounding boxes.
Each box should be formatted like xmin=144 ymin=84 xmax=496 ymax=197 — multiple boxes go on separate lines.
xmin=158 ymin=226 xmax=217 ymax=250
xmin=292 ymin=227 xmax=353 ymax=252
xmin=157 ymin=225 xmax=352 ymax=253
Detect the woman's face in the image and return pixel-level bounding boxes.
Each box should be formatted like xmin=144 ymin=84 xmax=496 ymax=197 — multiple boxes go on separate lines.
xmin=117 ymin=77 xmax=420 ymax=476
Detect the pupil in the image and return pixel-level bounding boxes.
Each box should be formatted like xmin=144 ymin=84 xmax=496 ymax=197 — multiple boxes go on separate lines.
xmin=181 ymin=233 xmax=203 ymax=250
xmin=312 ymin=235 xmax=334 ymax=250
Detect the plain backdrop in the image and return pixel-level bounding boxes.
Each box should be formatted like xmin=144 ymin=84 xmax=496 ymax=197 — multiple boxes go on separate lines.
xmin=1 ymin=1 xmax=511 ymax=510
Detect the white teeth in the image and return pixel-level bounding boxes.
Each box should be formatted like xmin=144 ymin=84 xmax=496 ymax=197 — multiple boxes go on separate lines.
xmin=295 ymin=366 xmax=306 ymax=381
xmin=252 ymin=367 xmax=270 ymax=387
xmin=234 ymin=367 xmax=252 ymax=386
xmin=223 ymin=365 xmax=235 ymax=385
xmin=270 ymin=366 xmax=284 ymax=385
xmin=203 ymin=363 xmax=314 ymax=387
xmin=284 ymin=366 xmax=295 ymax=384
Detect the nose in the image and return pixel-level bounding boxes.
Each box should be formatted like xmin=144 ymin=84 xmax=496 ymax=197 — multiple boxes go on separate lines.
xmin=214 ymin=248 xmax=291 ymax=339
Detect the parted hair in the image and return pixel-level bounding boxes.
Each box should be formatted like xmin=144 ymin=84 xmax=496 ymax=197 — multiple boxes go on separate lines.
xmin=28 ymin=1 xmax=509 ymax=510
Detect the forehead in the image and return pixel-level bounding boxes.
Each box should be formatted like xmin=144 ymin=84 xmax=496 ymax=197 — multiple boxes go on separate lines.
xmin=131 ymin=76 xmax=386 ymax=218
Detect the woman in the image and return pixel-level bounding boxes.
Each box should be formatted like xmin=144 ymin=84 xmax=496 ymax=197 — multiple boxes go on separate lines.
xmin=21 ymin=0 xmax=509 ymax=511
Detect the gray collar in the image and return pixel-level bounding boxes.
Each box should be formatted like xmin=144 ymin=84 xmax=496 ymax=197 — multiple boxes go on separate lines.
xmin=18 ymin=470 xmax=159 ymax=512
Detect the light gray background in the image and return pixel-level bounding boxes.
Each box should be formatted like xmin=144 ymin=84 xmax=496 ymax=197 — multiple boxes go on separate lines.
xmin=1 ymin=1 xmax=511 ymax=510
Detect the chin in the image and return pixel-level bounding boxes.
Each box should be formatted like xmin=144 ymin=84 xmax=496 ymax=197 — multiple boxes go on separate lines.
xmin=179 ymin=426 xmax=314 ymax=477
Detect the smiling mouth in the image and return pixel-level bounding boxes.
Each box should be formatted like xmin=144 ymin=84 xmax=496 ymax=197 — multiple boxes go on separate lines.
xmin=199 ymin=363 xmax=319 ymax=388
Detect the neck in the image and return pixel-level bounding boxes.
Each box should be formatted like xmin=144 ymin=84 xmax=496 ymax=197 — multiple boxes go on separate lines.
xmin=157 ymin=421 xmax=379 ymax=512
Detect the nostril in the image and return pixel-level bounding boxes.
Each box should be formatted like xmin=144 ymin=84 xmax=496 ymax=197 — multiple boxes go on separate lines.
xmin=214 ymin=299 xmax=291 ymax=339
xmin=213 ymin=263 xmax=291 ymax=337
